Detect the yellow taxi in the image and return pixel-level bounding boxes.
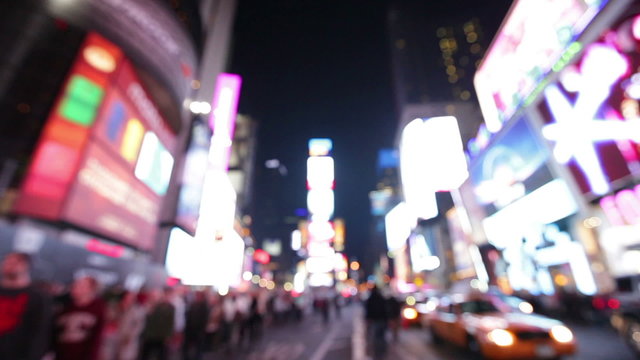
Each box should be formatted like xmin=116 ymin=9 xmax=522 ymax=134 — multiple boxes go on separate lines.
xmin=426 ymin=293 xmax=577 ymax=359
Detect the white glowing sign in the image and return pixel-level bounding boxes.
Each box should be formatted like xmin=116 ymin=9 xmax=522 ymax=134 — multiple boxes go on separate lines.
xmin=306 ymin=156 xmax=334 ymax=189
xmin=308 ymin=272 xmax=334 ymax=287
xmin=166 ymin=227 xmax=245 ymax=287
xmin=306 ymin=256 xmax=335 ymax=273
xmin=307 ymin=188 xmax=335 ymax=220
xmin=542 ymin=43 xmax=636 ymax=195
xmin=385 ymin=202 xmax=414 ymax=252
xmin=400 ymin=116 xmax=467 ymax=220
xmin=409 ymin=234 xmax=440 ymax=272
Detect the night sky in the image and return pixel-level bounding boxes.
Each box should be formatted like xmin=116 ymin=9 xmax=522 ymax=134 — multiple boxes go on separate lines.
xmin=229 ymin=1 xmax=512 ymax=265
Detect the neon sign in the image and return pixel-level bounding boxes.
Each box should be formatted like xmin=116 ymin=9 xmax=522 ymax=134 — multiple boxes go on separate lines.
xmin=600 ymin=185 xmax=640 ymax=226
xmin=540 ymin=12 xmax=640 ymax=197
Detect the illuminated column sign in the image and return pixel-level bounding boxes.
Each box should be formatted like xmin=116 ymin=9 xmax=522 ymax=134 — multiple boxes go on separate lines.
xmin=306 ymin=138 xmax=336 ymax=287
xmin=208 ymin=73 xmax=242 ymax=172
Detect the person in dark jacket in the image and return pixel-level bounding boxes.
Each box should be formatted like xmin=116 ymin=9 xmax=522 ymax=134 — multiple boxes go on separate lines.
xmin=53 ymin=275 xmax=106 ymax=360
xmin=0 ymin=252 xmax=52 ymax=360
xmin=139 ymin=288 xmax=175 ymax=360
xmin=183 ymin=291 xmax=209 ymax=360
xmin=364 ymin=286 xmax=389 ymax=356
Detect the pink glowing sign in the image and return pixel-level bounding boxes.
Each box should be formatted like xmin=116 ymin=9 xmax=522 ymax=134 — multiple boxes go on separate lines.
xmin=208 ymin=73 xmax=242 ymax=172
xmin=475 ymin=0 xmax=608 ymax=132
xmin=600 ymin=185 xmax=640 ymax=226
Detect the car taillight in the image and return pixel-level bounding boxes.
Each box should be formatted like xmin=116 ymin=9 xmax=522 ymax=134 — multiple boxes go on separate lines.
xmin=608 ymin=298 xmax=620 ymax=309
xmin=592 ymin=297 xmax=606 ymax=310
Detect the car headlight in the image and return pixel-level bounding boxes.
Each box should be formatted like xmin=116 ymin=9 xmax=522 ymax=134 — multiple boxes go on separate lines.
xmin=403 ymin=307 xmax=419 ymax=320
xmin=518 ymin=301 xmax=534 ymax=314
xmin=550 ymin=325 xmax=574 ymax=343
xmin=487 ymin=329 xmax=515 ymax=346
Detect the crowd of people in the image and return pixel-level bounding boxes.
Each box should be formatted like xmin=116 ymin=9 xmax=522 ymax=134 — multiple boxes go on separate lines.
xmin=0 ymin=251 xmax=326 ymax=360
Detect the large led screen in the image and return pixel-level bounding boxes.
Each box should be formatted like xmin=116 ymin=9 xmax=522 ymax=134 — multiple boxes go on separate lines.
xmin=537 ymin=11 xmax=640 ymax=198
xmin=14 ymin=33 xmax=176 ymax=250
xmin=475 ymin=0 xmax=608 ymax=132
xmin=469 ymin=116 xmax=553 ymax=215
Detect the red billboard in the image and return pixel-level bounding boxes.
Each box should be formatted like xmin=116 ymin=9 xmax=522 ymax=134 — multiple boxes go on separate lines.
xmin=14 ymin=33 xmax=176 ymax=250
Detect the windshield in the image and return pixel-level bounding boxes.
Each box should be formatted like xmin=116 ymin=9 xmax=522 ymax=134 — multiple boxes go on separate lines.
xmin=460 ymin=300 xmax=499 ymax=314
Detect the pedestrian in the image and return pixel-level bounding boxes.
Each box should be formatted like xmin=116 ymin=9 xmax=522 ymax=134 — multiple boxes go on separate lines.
xmin=53 ymin=275 xmax=106 ymax=360
xmin=113 ymin=291 xmax=145 ymax=360
xmin=364 ymin=286 xmax=389 ymax=357
xmin=386 ymin=294 xmax=402 ymax=342
xmin=139 ymin=288 xmax=175 ymax=360
xmin=183 ymin=290 xmax=209 ymax=360
xmin=0 ymin=252 xmax=52 ymax=360
xmin=166 ymin=286 xmax=186 ymax=354
xmin=204 ymin=293 xmax=223 ymax=351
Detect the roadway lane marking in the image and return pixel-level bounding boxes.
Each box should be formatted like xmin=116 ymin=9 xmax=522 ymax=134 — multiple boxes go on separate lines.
xmin=352 ymin=307 xmax=369 ymax=360
xmin=309 ymin=324 xmax=340 ymax=360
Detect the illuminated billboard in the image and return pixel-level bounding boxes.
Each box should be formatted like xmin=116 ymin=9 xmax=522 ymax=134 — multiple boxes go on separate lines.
xmin=538 ymin=12 xmax=640 ymax=198
xmin=400 ymin=116 xmax=467 ymax=220
xmin=475 ymin=0 xmax=609 ymax=132
xmin=469 ymin=116 xmax=552 ymax=214
xmin=14 ymin=33 xmax=176 ymax=250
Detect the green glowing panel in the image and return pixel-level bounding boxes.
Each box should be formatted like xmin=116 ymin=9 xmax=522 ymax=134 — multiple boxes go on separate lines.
xmin=59 ymin=75 xmax=104 ymax=126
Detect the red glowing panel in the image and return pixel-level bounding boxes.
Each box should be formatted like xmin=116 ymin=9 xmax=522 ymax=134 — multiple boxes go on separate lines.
xmin=85 ymin=238 xmax=125 ymax=258
xmin=30 ymin=140 xmax=81 ymax=182
xmin=44 ymin=118 xmax=89 ymax=149
xmin=253 ymin=249 xmax=271 ymax=264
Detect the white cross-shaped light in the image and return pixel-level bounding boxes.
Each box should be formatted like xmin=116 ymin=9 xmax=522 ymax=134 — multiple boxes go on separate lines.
xmin=542 ymin=43 xmax=637 ymax=195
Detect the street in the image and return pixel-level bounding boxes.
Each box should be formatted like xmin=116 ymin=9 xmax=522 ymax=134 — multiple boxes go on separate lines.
xmin=202 ymin=303 xmax=637 ymax=360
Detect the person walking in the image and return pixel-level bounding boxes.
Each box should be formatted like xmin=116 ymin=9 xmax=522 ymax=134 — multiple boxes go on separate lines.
xmin=364 ymin=286 xmax=389 ymax=358
xmin=53 ymin=276 xmax=106 ymax=360
xmin=113 ymin=291 xmax=145 ymax=360
xmin=182 ymin=291 xmax=209 ymax=360
xmin=139 ymin=289 xmax=175 ymax=360
xmin=0 ymin=252 xmax=52 ymax=360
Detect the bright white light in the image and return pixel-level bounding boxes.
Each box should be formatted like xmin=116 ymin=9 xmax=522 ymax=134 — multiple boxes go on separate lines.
xmin=410 ymin=235 xmax=440 ymax=272
xmin=306 ymin=256 xmax=335 ymax=273
xmin=385 ymin=202 xmax=414 ymax=251
xmin=309 ymin=272 xmax=334 ymax=287
xmin=550 ymin=325 xmax=574 ymax=343
xmin=307 ymin=157 xmax=334 ymax=189
xmin=189 ymin=101 xmax=211 ymax=114
xmin=291 ymin=230 xmax=302 ymax=251
xmin=218 ymin=285 xmax=229 ymax=296
xmin=195 ymin=170 xmax=237 ymax=240
xmin=400 ymin=116 xmax=467 ymax=218
xmin=542 ymin=43 xmax=632 ymax=195
xmin=518 ymin=301 xmax=534 ymax=314
xmin=308 ymin=221 xmax=335 ymax=242
xmin=307 ymin=189 xmax=334 ymax=219
xmin=307 ymin=241 xmax=335 ymax=257
xmin=294 ymin=271 xmax=306 ymax=293
xmin=487 ymin=329 xmax=515 ymax=347
xmin=242 ymin=271 xmax=253 ymax=281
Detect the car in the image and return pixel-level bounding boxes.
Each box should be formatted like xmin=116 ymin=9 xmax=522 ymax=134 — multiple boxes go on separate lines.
xmin=608 ymin=275 xmax=640 ymax=356
xmin=610 ymin=307 xmax=640 ymax=357
xmin=426 ymin=292 xmax=577 ymax=359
